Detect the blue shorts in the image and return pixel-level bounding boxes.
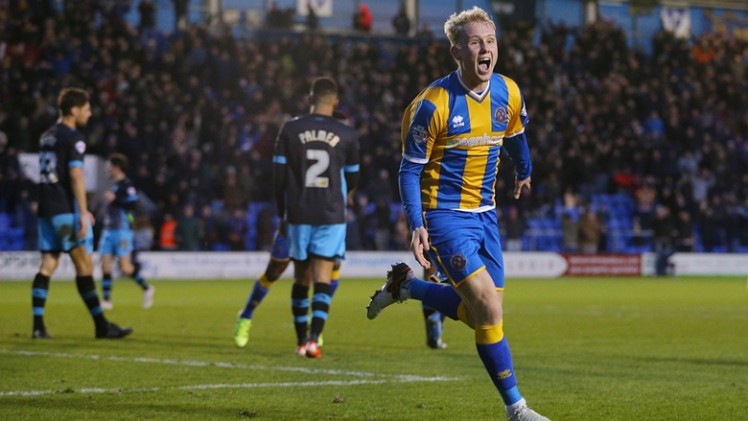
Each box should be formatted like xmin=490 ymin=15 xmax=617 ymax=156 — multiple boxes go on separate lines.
xmin=424 ymin=209 xmax=504 ymax=289
xmin=38 ymin=213 xmax=93 ymax=254
xmin=270 ymin=230 xmax=290 ymax=261
xmin=287 ymin=223 xmax=346 ymax=261
xmin=98 ymin=228 xmax=134 ymax=258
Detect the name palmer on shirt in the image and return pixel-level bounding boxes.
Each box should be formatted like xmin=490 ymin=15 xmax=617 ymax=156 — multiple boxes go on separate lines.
xmin=298 ymin=130 xmax=341 ymax=147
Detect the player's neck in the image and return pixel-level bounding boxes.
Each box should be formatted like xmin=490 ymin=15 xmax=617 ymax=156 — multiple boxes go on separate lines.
xmin=59 ymin=116 xmax=77 ymax=130
xmin=309 ymin=104 xmax=334 ymax=117
xmin=457 ymin=70 xmax=489 ymax=94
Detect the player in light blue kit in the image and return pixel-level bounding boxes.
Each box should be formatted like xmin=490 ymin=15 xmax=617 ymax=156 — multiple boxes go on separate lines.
xmin=32 ymin=87 xmax=132 ymax=340
xmin=98 ymin=153 xmax=155 ymax=310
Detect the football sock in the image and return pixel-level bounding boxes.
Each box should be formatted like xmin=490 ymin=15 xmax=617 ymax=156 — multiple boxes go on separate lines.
xmin=133 ymin=270 xmax=149 ymax=290
xmin=240 ymin=278 xmax=270 ymax=319
xmin=475 ymin=322 xmax=522 ymax=406
xmin=309 ymin=282 xmax=333 ymax=341
xmin=101 ymin=272 xmax=113 ymax=300
xmin=291 ymin=284 xmax=309 ymax=345
xmin=423 ymin=304 xmax=445 ymax=343
xmin=75 ymin=275 xmax=107 ymax=332
xmin=31 ymin=273 xmax=51 ymax=331
xmin=330 ymin=267 xmax=341 ymax=296
xmin=408 ymin=279 xmax=462 ymax=320
xmin=329 ymin=279 xmax=339 ymax=297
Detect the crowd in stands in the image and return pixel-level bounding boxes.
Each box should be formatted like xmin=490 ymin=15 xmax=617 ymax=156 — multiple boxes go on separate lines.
xmin=1 ymin=1 xmax=747 ymax=254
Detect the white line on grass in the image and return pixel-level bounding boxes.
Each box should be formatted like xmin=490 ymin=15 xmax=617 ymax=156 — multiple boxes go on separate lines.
xmin=0 ymin=378 xmax=450 ymax=398
xmin=0 ymin=349 xmax=458 ymax=388
xmin=0 ymin=349 xmax=409 ymax=378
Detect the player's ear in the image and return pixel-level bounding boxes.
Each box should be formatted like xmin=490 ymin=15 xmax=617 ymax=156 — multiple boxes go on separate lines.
xmin=450 ymin=45 xmax=460 ymax=62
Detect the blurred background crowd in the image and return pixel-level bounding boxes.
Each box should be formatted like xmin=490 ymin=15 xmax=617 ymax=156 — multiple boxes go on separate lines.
xmin=1 ymin=0 xmax=747 ymax=255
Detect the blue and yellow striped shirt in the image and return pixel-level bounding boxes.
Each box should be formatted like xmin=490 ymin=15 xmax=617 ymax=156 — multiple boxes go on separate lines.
xmin=402 ymin=71 xmax=529 ymax=212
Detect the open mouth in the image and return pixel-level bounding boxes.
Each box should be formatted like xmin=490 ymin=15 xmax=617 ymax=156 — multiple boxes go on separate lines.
xmin=478 ymin=57 xmax=491 ymax=73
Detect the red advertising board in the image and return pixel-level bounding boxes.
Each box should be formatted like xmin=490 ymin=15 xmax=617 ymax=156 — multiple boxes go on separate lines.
xmin=563 ymin=254 xmax=642 ymax=276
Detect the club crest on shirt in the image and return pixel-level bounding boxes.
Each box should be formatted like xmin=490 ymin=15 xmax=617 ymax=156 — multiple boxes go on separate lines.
xmin=75 ymin=140 xmax=86 ymax=154
xmin=494 ymin=106 xmax=508 ymax=125
xmin=411 ymin=124 xmax=428 ymax=145
xmin=450 ymin=253 xmax=467 ymax=271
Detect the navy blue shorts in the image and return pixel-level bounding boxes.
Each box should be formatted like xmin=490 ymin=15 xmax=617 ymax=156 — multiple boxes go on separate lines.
xmin=424 ymin=209 xmax=504 ymax=289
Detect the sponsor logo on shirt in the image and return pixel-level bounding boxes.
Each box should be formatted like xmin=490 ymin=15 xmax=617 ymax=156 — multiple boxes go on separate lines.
xmin=445 ymin=134 xmax=503 ymax=148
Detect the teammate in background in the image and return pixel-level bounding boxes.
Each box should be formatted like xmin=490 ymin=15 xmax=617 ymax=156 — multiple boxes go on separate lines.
xmin=98 ymin=153 xmax=155 ymax=310
xmin=232 ymin=110 xmax=448 ymax=351
xmin=31 ymin=87 xmax=132 ymax=340
xmin=232 ymin=110 xmax=351 ymax=350
xmin=366 ymin=8 xmax=550 ymax=421
xmin=422 ymin=265 xmax=448 ymax=349
xmin=274 ymin=77 xmax=359 ymax=359
xmin=232 ymin=228 xmax=342 ymax=348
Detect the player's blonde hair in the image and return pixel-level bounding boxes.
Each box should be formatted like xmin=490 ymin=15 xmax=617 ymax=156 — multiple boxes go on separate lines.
xmin=444 ymin=6 xmax=496 ymax=47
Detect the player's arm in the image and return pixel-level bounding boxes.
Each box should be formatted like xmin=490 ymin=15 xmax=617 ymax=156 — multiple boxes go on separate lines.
xmin=503 ymin=131 xmax=532 ymax=199
xmin=400 ymin=96 xmax=441 ymax=270
xmin=272 ymin=126 xmax=289 ymax=231
xmin=399 ymin=159 xmax=430 ymax=269
xmin=344 ymin=132 xmax=360 ymax=194
xmin=504 ymin=89 xmax=533 ymax=199
xmin=69 ymin=166 xmax=91 ymax=239
xmin=117 ymin=184 xmax=140 ymax=211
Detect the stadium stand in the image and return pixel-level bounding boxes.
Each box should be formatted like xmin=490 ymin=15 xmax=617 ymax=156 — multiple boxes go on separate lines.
xmin=0 ymin=1 xmax=746 ymax=253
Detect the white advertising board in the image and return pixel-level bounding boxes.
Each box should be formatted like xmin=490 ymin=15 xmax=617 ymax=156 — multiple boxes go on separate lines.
xmin=0 ymin=251 xmax=568 ymax=280
xmin=7 ymin=251 xmax=742 ymax=280
xmin=669 ymin=253 xmax=748 ymax=276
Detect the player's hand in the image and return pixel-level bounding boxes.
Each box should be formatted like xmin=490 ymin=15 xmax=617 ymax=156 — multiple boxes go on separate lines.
xmin=104 ymin=191 xmax=116 ymax=203
xmin=410 ymin=226 xmax=431 ymax=270
xmin=77 ymin=212 xmax=91 ymax=239
xmin=514 ymin=176 xmax=532 ymax=199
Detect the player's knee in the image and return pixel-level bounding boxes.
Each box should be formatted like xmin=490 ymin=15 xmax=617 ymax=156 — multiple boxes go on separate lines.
xmin=120 ymin=261 xmax=135 ymax=276
xmin=39 ymin=255 xmax=59 ymax=276
xmin=456 ymin=302 xmax=476 ymax=329
xmin=265 ymin=260 xmax=289 ymax=280
xmin=475 ymin=321 xmax=504 ymax=345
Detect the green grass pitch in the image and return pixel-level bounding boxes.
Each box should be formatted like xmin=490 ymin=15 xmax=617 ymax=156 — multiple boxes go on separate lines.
xmin=1 ymin=276 xmax=747 ymax=420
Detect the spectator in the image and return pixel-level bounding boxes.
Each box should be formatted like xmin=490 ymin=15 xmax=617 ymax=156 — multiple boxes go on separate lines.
xmin=226 ymin=208 xmax=248 ymax=251
xmin=353 ymin=3 xmax=372 ymax=32
xmin=137 ymin=0 xmax=156 ymax=33
xmin=392 ymin=4 xmax=410 ymax=36
xmin=504 ymin=206 xmax=526 ymax=252
xmin=652 ymin=205 xmax=675 ymax=275
xmin=133 ymin=214 xmax=155 ymax=252
xmin=172 ymin=0 xmax=188 ymax=30
xmin=159 ymin=213 xmax=177 ymax=250
xmin=578 ymin=206 xmax=603 ymax=254
xmin=561 ymin=213 xmax=578 ymax=253
xmin=673 ymin=210 xmax=695 ymax=252
xmin=176 ymin=204 xmax=202 ymax=251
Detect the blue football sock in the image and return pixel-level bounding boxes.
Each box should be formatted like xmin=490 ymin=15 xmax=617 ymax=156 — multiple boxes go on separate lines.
xmin=240 ymin=280 xmax=269 ymax=319
xmin=101 ymin=273 xmax=113 ymax=300
xmin=309 ymin=283 xmax=333 ymax=340
xmin=476 ymin=328 xmax=522 ymax=405
xmin=408 ymin=279 xmax=461 ymax=320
